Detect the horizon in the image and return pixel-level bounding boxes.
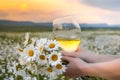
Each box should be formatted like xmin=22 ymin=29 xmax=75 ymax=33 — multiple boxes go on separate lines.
xmin=1 ymin=19 xmax=120 ymax=26
xmin=0 ymin=0 xmax=120 ymax=25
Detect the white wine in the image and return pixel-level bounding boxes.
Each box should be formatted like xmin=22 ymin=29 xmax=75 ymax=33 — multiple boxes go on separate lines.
xmin=56 ymin=38 xmax=81 ymax=52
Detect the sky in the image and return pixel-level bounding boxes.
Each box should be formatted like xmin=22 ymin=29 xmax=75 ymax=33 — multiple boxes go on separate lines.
xmin=0 ymin=0 xmax=120 ymax=24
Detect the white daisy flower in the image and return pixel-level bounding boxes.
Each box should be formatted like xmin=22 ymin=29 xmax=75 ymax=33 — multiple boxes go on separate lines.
xmin=18 ymin=48 xmax=23 ymax=54
xmin=54 ymin=64 xmax=67 ymax=75
xmin=42 ymin=66 xmax=57 ymax=80
xmin=36 ymin=44 xmax=44 ymax=53
xmin=23 ymin=45 xmax=36 ymax=62
xmin=15 ymin=45 xmax=23 ymax=55
xmin=36 ymin=38 xmax=47 ymax=53
xmin=48 ymin=51 xmax=62 ymax=66
xmin=37 ymin=53 xmax=47 ymax=65
xmin=17 ymin=47 xmax=27 ymax=65
xmin=45 ymin=39 xmax=59 ymax=51
xmin=36 ymin=38 xmax=47 ymax=46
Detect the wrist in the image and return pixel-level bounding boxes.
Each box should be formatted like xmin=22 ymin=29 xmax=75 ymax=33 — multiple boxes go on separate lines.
xmin=80 ymin=63 xmax=95 ymax=76
xmin=82 ymin=63 xmax=103 ymax=77
xmin=84 ymin=63 xmax=97 ymax=76
xmin=84 ymin=63 xmax=108 ymax=79
xmin=78 ymin=63 xmax=94 ymax=76
xmin=79 ymin=51 xmax=99 ymax=63
xmin=79 ymin=52 xmax=95 ymax=63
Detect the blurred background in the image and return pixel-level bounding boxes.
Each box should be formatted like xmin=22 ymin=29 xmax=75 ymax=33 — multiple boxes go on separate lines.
xmin=0 ymin=0 xmax=120 ymax=80
xmin=0 ymin=0 xmax=120 ymax=32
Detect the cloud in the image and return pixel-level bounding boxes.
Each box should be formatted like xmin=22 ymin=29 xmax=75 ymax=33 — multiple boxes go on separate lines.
xmin=82 ymin=0 xmax=120 ymax=11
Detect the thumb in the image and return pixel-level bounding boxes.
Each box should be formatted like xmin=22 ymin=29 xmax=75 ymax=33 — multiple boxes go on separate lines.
xmin=62 ymin=56 xmax=73 ymax=62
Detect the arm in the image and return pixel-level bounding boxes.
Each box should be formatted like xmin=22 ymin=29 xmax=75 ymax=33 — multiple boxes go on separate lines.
xmin=63 ymin=56 xmax=120 ymax=80
xmin=85 ymin=59 xmax=120 ymax=80
xmin=79 ymin=51 xmax=120 ymax=63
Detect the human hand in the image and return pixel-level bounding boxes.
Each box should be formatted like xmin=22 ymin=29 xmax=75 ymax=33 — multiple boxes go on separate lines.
xmin=62 ymin=48 xmax=94 ymax=60
xmin=62 ymin=47 xmax=82 ymax=58
xmin=62 ymin=56 xmax=88 ymax=78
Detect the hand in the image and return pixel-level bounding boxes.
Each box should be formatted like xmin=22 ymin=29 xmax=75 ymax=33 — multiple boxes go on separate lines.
xmin=62 ymin=48 xmax=95 ymax=63
xmin=62 ymin=56 xmax=88 ymax=78
xmin=62 ymin=47 xmax=82 ymax=58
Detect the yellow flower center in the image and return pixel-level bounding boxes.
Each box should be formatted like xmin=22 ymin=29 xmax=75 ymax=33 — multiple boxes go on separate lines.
xmin=28 ymin=50 xmax=34 ymax=57
xmin=39 ymin=55 xmax=45 ymax=60
xmin=56 ymin=64 xmax=62 ymax=69
xmin=51 ymin=54 xmax=58 ymax=61
xmin=39 ymin=46 xmax=43 ymax=52
xmin=49 ymin=43 xmax=55 ymax=48
xmin=47 ymin=67 xmax=53 ymax=72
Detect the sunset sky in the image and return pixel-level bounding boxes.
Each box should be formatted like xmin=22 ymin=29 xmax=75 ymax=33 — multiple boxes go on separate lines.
xmin=0 ymin=0 xmax=120 ymax=24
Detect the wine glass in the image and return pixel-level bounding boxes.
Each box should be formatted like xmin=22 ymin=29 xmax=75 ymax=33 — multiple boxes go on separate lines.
xmin=52 ymin=16 xmax=81 ymax=52
xmin=52 ymin=16 xmax=82 ymax=80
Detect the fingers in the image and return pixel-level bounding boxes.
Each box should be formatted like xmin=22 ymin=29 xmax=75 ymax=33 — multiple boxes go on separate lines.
xmin=62 ymin=51 xmax=74 ymax=56
xmin=62 ymin=51 xmax=80 ymax=58
xmin=62 ymin=48 xmax=83 ymax=58
xmin=62 ymin=56 xmax=73 ymax=62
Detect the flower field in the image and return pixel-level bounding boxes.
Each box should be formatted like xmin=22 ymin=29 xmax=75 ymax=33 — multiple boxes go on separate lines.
xmin=0 ymin=30 xmax=120 ymax=80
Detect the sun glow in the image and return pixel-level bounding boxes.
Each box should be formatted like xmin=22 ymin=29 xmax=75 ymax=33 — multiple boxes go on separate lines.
xmin=21 ymin=3 xmax=27 ymax=10
xmin=0 ymin=0 xmax=119 ymax=24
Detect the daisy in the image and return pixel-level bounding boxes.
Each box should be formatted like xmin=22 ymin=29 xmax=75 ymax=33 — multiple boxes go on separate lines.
xmin=36 ymin=38 xmax=47 ymax=53
xmin=54 ymin=64 xmax=67 ymax=75
xmin=45 ymin=39 xmax=59 ymax=51
xmin=17 ymin=47 xmax=24 ymax=56
xmin=15 ymin=45 xmax=23 ymax=55
xmin=41 ymin=66 xmax=57 ymax=79
xmin=17 ymin=47 xmax=27 ymax=65
xmin=36 ymin=44 xmax=44 ymax=53
xmin=36 ymin=38 xmax=47 ymax=46
xmin=23 ymin=45 xmax=37 ymax=62
xmin=48 ymin=51 xmax=62 ymax=66
xmin=37 ymin=53 xmax=47 ymax=65
xmin=18 ymin=48 xmax=23 ymax=53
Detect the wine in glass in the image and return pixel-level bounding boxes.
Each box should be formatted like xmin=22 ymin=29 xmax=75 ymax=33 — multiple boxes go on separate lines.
xmin=53 ymin=16 xmax=81 ymax=52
